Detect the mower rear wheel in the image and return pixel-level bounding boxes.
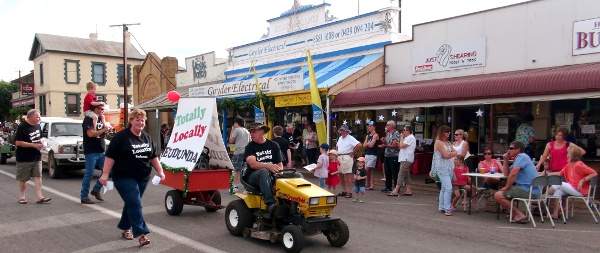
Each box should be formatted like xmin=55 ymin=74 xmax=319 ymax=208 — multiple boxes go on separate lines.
xmin=324 ymin=219 xmax=349 ymax=247
xmin=281 ymin=225 xmax=304 ymax=253
xmin=225 ymin=199 xmax=254 ymax=236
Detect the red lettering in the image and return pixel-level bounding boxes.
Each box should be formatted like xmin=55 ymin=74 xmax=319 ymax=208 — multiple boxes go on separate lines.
xmin=577 ymin=32 xmax=588 ymax=49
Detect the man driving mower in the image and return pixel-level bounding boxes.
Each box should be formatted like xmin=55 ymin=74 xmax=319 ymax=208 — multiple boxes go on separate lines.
xmin=243 ymin=122 xmax=283 ymax=216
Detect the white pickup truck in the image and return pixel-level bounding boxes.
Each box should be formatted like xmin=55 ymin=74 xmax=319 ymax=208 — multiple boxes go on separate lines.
xmin=39 ymin=117 xmax=88 ymax=179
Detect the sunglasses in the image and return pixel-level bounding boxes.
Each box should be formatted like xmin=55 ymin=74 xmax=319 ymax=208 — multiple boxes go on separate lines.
xmin=508 ymin=147 xmax=516 ymax=150
xmin=454 ymin=134 xmax=460 ymax=136
xmin=484 ymin=152 xmax=492 ymax=155
xmin=444 ymin=130 xmax=451 ymax=133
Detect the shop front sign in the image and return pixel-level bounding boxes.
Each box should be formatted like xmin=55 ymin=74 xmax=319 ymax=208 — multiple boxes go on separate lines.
xmin=412 ymin=37 xmax=486 ymax=74
xmin=275 ymin=93 xmax=312 ymax=107
xmin=573 ymin=17 xmax=600 ymax=56
xmin=189 ymin=73 xmax=303 ymax=98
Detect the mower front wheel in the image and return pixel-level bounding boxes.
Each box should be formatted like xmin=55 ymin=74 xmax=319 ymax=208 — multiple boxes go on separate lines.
xmin=324 ymin=219 xmax=349 ymax=247
xmin=281 ymin=225 xmax=304 ymax=253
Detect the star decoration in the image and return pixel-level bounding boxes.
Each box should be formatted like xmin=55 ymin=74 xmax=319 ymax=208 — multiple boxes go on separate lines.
xmin=447 ymin=116 xmax=452 ymax=123
xmin=343 ymin=120 xmax=348 ymax=125
xmin=476 ymin=109 xmax=484 ymax=117
xmin=415 ymin=115 xmax=420 ymax=122
xmin=378 ymin=115 xmax=385 ymax=121
xmin=391 ymin=110 xmax=397 ymax=116
xmin=365 ymin=118 xmax=371 ymax=124
xmin=355 ymin=119 xmax=362 ymax=125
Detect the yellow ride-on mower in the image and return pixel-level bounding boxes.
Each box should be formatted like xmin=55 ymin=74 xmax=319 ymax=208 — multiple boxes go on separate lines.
xmin=225 ymin=169 xmax=349 ymax=253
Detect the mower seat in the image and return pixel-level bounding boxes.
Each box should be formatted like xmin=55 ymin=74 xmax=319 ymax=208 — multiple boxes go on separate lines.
xmin=240 ymin=169 xmax=262 ymax=195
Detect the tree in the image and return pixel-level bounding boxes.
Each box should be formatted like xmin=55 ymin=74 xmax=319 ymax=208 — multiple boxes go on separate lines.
xmin=0 ymin=81 xmax=22 ymax=121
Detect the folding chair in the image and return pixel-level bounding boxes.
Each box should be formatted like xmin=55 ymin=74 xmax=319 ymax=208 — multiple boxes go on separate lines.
xmin=509 ymin=176 xmax=548 ymax=228
xmin=565 ymin=176 xmax=599 ymax=224
xmin=544 ymin=175 xmax=566 ymax=225
xmin=454 ymin=188 xmax=468 ymax=212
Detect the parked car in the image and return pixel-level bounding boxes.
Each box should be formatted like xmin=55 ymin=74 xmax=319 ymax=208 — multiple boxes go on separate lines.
xmin=39 ymin=117 xmax=85 ymax=179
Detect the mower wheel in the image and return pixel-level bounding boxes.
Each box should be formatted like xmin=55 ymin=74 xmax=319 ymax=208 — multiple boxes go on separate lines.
xmin=324 ymin=219 xmax=349 ymax=247
xmin=225 ymin=199 xmax=254 ymax=236
xmin=281 ymin=225 xmax=304 ymax=253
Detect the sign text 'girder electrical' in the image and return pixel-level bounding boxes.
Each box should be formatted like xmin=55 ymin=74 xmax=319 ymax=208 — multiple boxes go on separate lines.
xmin=189 ymin=73 xmax=304 ymax=97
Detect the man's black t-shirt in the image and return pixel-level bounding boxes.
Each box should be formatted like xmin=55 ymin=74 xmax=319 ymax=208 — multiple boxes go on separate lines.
xmin=15 ymin=121 xmax=41 ymax=162
xmin=281 ymin=131 xmax=294 ymax=147
xmin=273 ymin=137 xmax=290 ymax=165
xmin=105 ymin=129 xmax=158 ymax=181
xmin=243 ymin=140 xmax=282 ymax=182
xmin=292 ymin=128 xmax=302 ymax=144
xmin=82 ymin=116 xmax=106 ymax=154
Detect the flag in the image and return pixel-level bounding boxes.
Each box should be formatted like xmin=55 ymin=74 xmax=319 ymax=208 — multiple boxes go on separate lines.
xmin=251 ymin=61 xmax=265 ymax=114
xmin=254 ymin=106 xmax=265 ymax=123
xmin=251 ymin=61 xmax=271 ymax=138
xmin=307 ymin=50 xmax=327 ymax=145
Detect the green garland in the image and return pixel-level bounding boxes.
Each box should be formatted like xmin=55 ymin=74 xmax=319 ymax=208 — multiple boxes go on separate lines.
xmin=229 ymin=169 xmax=234 ymax=195
xmin=217 ymin=92 xmax=276 ymax=120
xmin=160 ymin=162 xmax=191 ymax=197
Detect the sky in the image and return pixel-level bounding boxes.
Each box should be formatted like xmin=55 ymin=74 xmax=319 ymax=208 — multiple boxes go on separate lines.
xmin=0 ymin=0 xmax=529 ymax=82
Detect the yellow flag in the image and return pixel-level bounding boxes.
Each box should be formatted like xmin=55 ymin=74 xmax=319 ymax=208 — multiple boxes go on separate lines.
xmin=251 ymin=61 xmax=265 ymax=113
xmin=307 ymin=50 xmax=327 ymax=145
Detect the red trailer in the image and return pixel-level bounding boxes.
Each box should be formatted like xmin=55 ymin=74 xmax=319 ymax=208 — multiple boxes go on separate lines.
xmin=161 ymin=168 xmax=231 ymax=215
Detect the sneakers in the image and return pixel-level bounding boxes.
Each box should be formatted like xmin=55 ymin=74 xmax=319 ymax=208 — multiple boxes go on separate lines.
xmin=359 ymin=199 xmax=364 ymax=203
xmin=90 ymin=191 xmax=104 ymax=201
xmin=81 ymin=198 xmax=95 ymax=204
xmin=353 ymin=198 xmax=357 ymax=202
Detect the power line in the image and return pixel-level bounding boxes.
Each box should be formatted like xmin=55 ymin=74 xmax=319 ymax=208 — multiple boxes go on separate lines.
xmin=109 ymin=23 xmax=140 ymax=122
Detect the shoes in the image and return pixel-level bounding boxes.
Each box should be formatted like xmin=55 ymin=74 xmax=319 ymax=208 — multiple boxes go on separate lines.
xmin=400 ymin=193 xmax=412 ymax=196
xmin=381 ymin=188 xmax=392 ymax=193
xmin=359 ymin=199 xmax=364 ymax=203
xmin=344 ymin=193 xmax=353 ymax=198
xmin=337 ymin=192 xmax=347 ymax=196
xmin=90 ymin=191 xmax=104 ymax=201
xmin=380 ymin=178 xmax=386 ymax=181
xmin=353 ymin=198 xmax=357 ymax=202
xmin=18 ymin=199 xmax=27 ymax=204
xmin=387 ymin=193 xmax=399 ymax=196
xmin=36 ymin=198 xmax=51 ymax=204
xmin=81 ymin=198 xmax=95 ymax=204
xmin=121 ymin=230 xmax=133 ymax=240
xmin=267 ymin=203 xmax=277 ymax=217
xmin=138 ymin=235 xmax=150 ymax=246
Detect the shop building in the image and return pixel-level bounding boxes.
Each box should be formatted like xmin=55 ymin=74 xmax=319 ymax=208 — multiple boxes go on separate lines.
xmin=331 ymin=0 xmax=600 ymax=168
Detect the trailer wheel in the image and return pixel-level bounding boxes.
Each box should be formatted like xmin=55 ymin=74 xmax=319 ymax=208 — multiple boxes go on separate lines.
xmin=165 ymin=190 xmax=184 ymax=215
xmin=0 ymin=153 xmax=7 ymax=164
xmin=225 ymin=199 xmax=254 ymax=236
xmin=324 ymin=219 xmax=349 ymax=247
xmin=281 ymin=225 xmax=304 ymax=253
xmin=204 ymin=191 xmax=221 ymax=212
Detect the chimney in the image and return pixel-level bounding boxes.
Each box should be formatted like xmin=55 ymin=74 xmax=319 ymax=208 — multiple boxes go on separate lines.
xmin=89 ymin=33 xmax=98 ymax=40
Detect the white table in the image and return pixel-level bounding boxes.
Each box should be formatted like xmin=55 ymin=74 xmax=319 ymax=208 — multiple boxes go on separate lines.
xmin=462 ymin=172 xmax=508 ymax=216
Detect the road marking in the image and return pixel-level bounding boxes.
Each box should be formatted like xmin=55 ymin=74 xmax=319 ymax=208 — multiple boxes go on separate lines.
xmin=0 ymin=169 xmax=227 ymax=253
xmin=497 ymin=226 xmax=599 ymax=233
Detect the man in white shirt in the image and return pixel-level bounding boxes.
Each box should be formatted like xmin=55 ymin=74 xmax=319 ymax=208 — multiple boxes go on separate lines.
xmin=389 ymin=125 xmax=416 ymax=196
xmin=335 ymin=124 xmax=362 ymax=198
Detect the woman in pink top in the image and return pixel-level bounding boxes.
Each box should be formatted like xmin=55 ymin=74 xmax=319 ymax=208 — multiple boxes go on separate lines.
xmin=537 ymin=127 xmax=586 ymax=172
xmin=477 ymin=148 xmax=504 ymax=189
xmin=546 ymin=145 xmax=597 ymax=219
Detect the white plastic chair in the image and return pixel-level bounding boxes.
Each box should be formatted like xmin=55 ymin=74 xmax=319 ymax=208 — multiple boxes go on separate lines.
xmin=544 ymin=175 xmax=566 ymax=225
xmin=509 ymin=176 xmax=548 ymax=228
xmin=454 ymin=188 xmax=468 ymax=212
xmin=565 ymin=176 xmax=599 ymax=224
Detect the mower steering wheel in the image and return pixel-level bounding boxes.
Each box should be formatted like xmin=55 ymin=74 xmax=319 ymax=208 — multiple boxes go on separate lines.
xmin=273 ymin=168 xmax=297 ymax=178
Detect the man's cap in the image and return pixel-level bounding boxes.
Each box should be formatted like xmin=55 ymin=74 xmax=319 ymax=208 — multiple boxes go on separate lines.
xmin=338 ymin=124 xmax=351 ymax=133
xmin=247 ymin=123 xmax=270 ymax=134
xmin=320 ymin=143 xmax=330 ymax=151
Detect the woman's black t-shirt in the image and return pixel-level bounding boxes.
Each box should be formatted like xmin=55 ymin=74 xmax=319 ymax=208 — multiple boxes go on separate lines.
xmin=105 ymin=129 xmax=158 ymax=181
xmin=15 ymin=121 xmax=42 ymax=162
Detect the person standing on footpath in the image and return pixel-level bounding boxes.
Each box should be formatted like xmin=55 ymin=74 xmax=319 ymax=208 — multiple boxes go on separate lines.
xmin=515 ymin=114 xmax=535 ymax=158
xmin=15 ymin=109 xmax=51 ymax=204
xmin=335 ymin=124 xmax=362 ymax=198
xmin=431 ymin=125 xmax=457 ymax=215
xmin=389 ymin=125 xmax=416 ymax=196
xmin=99 ymin=109 xmax=165 ymax=246
xmin=281 ymin=124 xmax=297 ymax=159
xmin=81 ymin=104 xmax=111 ymax=204
xmin=229 ymin=116 xmax=250 ymax=192
xmin=272 ymin=125 xmax=293 ymax=169
xmin=378 ymin=121 xmax=400 ymax=193
xmin=363 ymin=121 xmax=379 ymax=190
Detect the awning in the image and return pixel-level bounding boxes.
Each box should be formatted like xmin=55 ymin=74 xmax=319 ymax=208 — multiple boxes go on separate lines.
xmin=224 ymin=53 xmax=383 ymax=89
xmin=11 ymin=97 xmax=35 ymax=107
xmin=331 ymin=62 xmax=600 ymax=111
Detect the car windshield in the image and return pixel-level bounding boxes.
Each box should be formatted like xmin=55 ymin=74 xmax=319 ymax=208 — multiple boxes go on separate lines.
xmin=51 ymin=123 xmax=83 ymax=137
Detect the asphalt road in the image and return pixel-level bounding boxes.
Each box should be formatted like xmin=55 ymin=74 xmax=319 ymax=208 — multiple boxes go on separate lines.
xmin=1 ymin=158 xmax=599 ymax=253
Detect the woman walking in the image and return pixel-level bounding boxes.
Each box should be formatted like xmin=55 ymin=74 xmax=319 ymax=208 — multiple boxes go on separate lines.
xmin=431 ymin=125 xmax=457 ymax=215
xmin=304 ymin=123 xmax=319 ymax=164
xmin=99 ymin=109 xmax=165 ymax=247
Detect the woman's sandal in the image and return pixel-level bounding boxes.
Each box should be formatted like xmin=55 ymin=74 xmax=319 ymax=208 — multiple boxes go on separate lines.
xmin=121 ymin=230 xmax=133 ymax=240
xmin=138 ymin=235 xmax=150 ymax=246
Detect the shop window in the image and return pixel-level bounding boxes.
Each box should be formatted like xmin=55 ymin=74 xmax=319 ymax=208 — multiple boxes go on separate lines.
xmin=91 ymin=62 xmax=106 ymax=85
xmin=64 ymin=59 xmax=80 ymax=84
xmin=117 ymin=95 xmax=132 ymax=108
xmin=550 ymin=99 xmax=599 ymax=159
xmin=65 ymin=93 xmax=80 ymax=116
xmin=39 ymin=62 xmax=44 ymax=86
xmin=39 ymin=94 xmax=46 ymax=116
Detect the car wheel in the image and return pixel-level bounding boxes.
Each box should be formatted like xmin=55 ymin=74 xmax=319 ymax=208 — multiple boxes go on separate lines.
xmin=281 ymin=225 xmax=304 ymax=253
xmin=225 ymin=199 xmax=254 ymax=236
xmin=204 ymin=191 xmax=221 ymax=212
xmin=48 ymin=154 xmax=63 ymax=179
xmin=324 ymin=219 xmax=349 ymax=247
xmin=0 ymin=153 xmax=7 ymax=165
xmin=165 ymin=190 xmax=184 ymax=215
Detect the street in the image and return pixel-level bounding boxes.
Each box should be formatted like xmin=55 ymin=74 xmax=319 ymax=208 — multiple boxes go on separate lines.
xmin=0 ymin=158 xmax=599 ymax=253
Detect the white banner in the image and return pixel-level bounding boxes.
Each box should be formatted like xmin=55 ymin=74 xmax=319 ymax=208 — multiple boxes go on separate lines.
xmin=573 ymin=17 xmax=600 ymax=56
xmin=160 ymin=97 xmax=233 ymax=171
xmin=189 ymin=73 xmax=304 ymax=97
xmin=412 ymin=37 xmax=486 ymax=74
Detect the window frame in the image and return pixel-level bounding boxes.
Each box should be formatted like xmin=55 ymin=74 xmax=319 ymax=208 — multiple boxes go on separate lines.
xmin=91 ymin=62 xmax=106 ymax=85
xmin=64 ymin=59 xmax=81 ymax=84
xmin=64 ymin=92 xmax=81 ymax=116
xmin=39 ymin=62 xmax=44 ymax=85
xmin=117 ymin=95 xmax=133 ymax=108
xmin=117 ymin=64 xmax=132 ymax=87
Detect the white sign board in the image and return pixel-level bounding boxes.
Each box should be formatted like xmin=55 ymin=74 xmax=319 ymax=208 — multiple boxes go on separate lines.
xmin=160 ymin=97 xmax=233 ymax=171
xmin=412 ymin=37 xmax=486 ymax=74
xmin=573 ymin=17 xmax=600 ymax=56
xmin=189 ymin=73 xmax=304 ymax=97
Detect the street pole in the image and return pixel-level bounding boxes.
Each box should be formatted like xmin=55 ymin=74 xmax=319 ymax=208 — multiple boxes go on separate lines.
xmin=110 ymin=23 xmax=140 ymax=124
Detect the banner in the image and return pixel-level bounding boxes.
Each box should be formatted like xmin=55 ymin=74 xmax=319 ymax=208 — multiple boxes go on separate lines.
xmin=21 ymin=83 xmax=34 ymax=96
xmin=160 ymin=97 xmax=233 ymax=171
xmin=254 ymin=106 xmax=265 ymax=123
xmin=312 ymin=103 xmax=323 ymax=123
xmin=307 ymin=50 xmax=327 ymax=145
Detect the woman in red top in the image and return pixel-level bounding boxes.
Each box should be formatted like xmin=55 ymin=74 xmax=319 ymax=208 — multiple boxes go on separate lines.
xmin=451 ymin=155 xmax=477 ymax=212
xmin=536 ymin=127 xmax=586 ymax=172
xmin=478 ymin=147 xmax=504 ymax=189
xmin=546 ymin=145 xmax=597 ymax=219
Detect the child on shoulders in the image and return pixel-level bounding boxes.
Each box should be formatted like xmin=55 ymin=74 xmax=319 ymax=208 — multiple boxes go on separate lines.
xmin=83 ymin=82 xmax=109 ymax=130
xmin=325 ymin=150 xmax=340 ymax=195
xmin=314 ymin=143 xmax=330 ymax=189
